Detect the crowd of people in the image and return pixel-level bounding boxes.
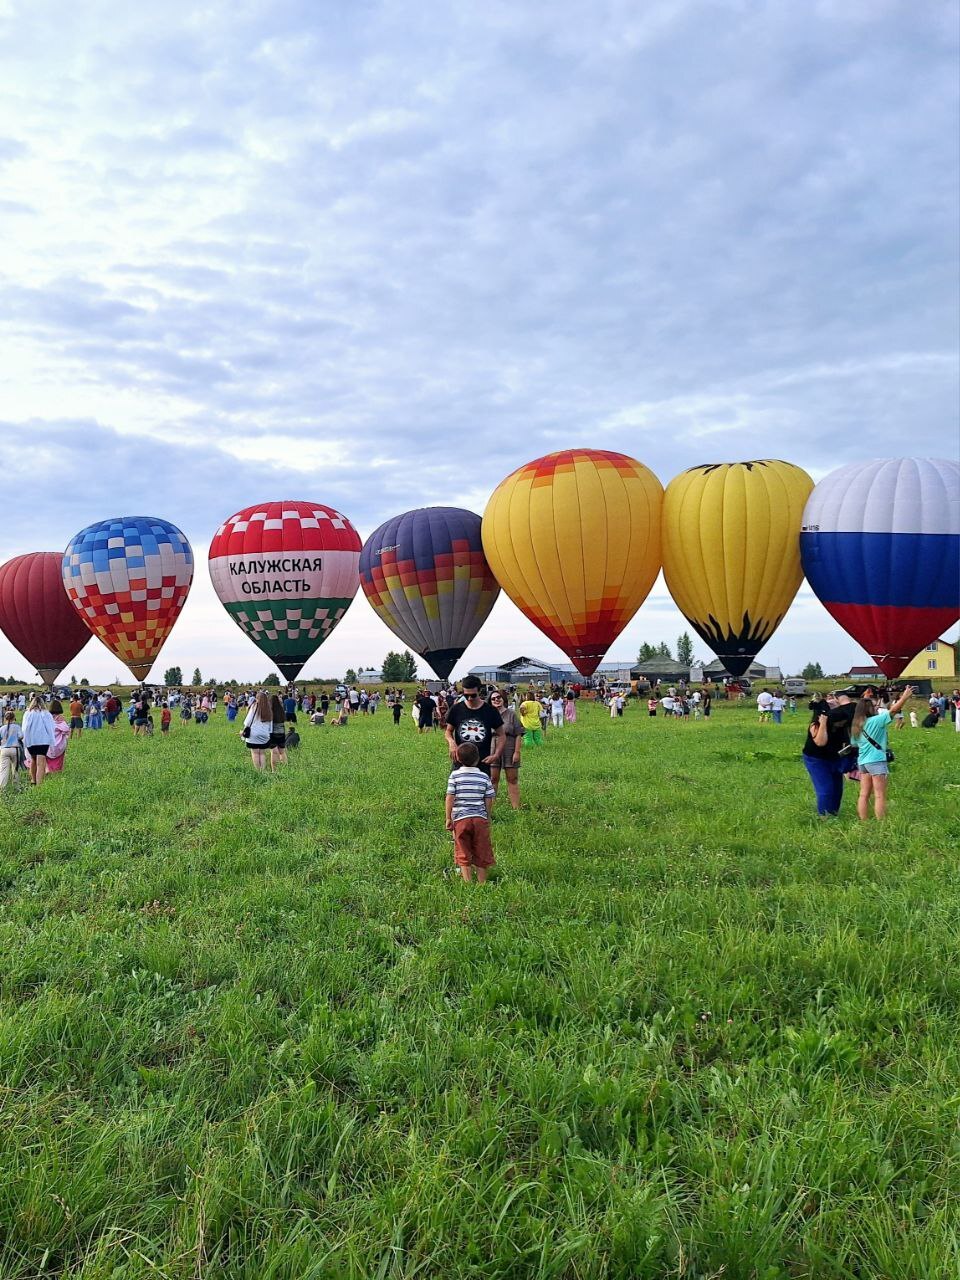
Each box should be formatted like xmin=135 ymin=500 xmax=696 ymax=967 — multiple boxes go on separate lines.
xmin=2 ymin=679 xmax=958 ymax=860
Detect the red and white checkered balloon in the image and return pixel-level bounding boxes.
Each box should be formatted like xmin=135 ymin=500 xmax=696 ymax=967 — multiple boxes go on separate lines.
xmin=208 ymin=500 xmax=361 ymax=680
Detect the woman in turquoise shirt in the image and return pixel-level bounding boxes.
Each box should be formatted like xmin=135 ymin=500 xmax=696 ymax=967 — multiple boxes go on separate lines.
xmin=851 ymin=686 xmax=915 ymax=821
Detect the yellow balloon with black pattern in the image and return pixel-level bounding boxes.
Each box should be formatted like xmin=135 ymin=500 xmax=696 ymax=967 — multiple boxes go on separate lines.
xmin=661 ymin=460 xmax=813 ymax=678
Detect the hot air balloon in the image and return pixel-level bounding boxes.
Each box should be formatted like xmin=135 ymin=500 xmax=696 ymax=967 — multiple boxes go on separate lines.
xmin=0 ymin=552 xmax=93 ymax=685
xmin=208 ymin=501 xmax=361 ymax=681
xmin=481 ymin=449 xmax=663 ymax=676
xmin=62 ymin=517 xmax=194 ymax=683
xmin=661 ymin=460 xmax=814 ymax=678
xmin=360 ymin=507 xmax=500 ymax=680
xmin=800 ymin=458 xmax=960 ymax=679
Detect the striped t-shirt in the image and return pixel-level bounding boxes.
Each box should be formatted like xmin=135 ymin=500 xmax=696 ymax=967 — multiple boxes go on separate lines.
xmin=446 ymin=766 xmax=495 ymax=822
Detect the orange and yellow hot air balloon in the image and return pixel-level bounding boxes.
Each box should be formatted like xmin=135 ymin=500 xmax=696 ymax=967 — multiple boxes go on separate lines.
xmin=661 ymin=459 xmax=813 ymax=677
xmin=481 ymin=449 xmax=663 ymax=675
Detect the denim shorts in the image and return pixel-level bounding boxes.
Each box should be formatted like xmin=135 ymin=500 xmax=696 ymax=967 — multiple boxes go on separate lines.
xmin=861 ymin=761 xmax=889 ymax=776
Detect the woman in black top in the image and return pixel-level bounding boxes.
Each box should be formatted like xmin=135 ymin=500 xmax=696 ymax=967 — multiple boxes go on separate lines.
xmin=801 ymin=698 xmax=848 ymax=816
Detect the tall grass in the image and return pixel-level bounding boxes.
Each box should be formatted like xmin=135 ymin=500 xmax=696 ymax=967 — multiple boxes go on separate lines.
xmin=0 ymin=699 xmax=958 ymax=1278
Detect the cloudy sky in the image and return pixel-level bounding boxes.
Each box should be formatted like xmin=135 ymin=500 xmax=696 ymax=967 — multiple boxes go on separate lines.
xmin=0 ymin=0 xmax=956 ymax=683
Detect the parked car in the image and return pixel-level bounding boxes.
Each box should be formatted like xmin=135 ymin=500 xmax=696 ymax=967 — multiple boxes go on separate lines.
xmin=784 ymin=678 xmax=807 ymax=695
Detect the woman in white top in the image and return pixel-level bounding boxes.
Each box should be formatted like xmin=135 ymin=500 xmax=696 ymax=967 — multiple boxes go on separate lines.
xmin=22 ymin=695 xmax=55 ymax=786
xmin=550 ymin=694 xmax=564 ymax=728
xmin=242 ymin=691 xmax=274 ymax=771
xmin=0 ymin=710 xmax=23 ymax=788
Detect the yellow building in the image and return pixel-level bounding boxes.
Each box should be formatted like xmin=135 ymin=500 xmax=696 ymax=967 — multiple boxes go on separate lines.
xmin=900 ymin=638 xmax=957 ymax=681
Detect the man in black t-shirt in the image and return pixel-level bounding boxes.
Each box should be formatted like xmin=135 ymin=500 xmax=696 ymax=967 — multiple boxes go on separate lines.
xmin=416 ymin=689 xmax=436 ymax=733
xmin=445 ymin=677 xmax=504 ymax=776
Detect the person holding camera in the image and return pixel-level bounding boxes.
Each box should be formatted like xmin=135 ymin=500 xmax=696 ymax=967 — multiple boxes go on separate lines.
xmin=801 ymin=697 xmax=854 ymax=816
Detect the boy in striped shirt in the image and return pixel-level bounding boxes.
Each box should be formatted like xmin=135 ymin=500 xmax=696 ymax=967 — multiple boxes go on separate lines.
xmin=445 ymin=742 xmax=496 ymax=882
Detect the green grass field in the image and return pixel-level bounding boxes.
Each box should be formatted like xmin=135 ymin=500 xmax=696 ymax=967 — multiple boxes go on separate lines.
xmin=1 ymin=700 xmax=959 ymax=1279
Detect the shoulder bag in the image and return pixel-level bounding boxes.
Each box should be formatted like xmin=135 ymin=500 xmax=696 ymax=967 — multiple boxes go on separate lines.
xmin=862 ymin=727 xmax=894 ymax=764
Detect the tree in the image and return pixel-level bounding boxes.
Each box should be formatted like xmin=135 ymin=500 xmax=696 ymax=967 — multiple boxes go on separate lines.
xmin=801 ymin=661 xmax=824 ymax=680
xmin=70 ymin=674 xmax=76 ymax=684
xmin=164 ymin=666 xmax=183 ymax=686
xmin=656 ymin=641 xmax=672 ymax=659
xmin=676 ymin=632 xmax=694 ymax=666
xmin=79 ymin=676 xmax=89 ymax=686
xmin=636 ymin=642 xmax=659 ymax=664
xmin=192 ymin=668 xmax=202 ymax=686
xmin=381 ymin=651 xmax=405 ymax=682
xmin=345 ymin=668 xmax=358 ymax=684
xmin=399 ymin=650 xmax=418 ymax=681
xmin=382 ymin=650 xmax=418 ymax=682
xmin=263 ymin=673 xmax=281 ymax=686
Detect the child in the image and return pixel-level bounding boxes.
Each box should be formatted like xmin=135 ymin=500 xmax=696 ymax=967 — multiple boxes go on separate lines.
xmin=160 ymin=704 xmax=172 ymax=734
xmin=445 ymin=742 xmax=496 ymax=883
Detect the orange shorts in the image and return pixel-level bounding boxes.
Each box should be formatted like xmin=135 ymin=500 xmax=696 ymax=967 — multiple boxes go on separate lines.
xmin=452 ymin=817 xmax=495 ymax=868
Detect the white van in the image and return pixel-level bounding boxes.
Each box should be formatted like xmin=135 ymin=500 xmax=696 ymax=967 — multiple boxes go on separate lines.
xmin=784 ymin=678 xmax=807 ymax=695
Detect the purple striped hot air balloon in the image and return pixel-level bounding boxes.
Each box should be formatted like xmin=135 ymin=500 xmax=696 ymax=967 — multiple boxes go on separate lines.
xmin=359 ymin=507 xmax=500 ymax=680
xmin=799 ymin=458 xmax=959 ymax=678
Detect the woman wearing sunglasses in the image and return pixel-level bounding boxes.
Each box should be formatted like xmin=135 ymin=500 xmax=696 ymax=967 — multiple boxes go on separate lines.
xmin=488 ymin=689 xmax=522 ymax=808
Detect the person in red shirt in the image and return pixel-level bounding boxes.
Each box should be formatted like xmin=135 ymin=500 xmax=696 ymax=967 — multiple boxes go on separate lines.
xmin=104 ymin=694 xmax=121 ymax=727
xmin=160 ymin=704 xmax=172 ymax=734
xmin=69 ymin=696 xmax=84 ymax=739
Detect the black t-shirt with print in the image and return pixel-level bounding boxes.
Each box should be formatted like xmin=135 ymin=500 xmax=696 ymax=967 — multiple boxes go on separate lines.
xmin=446 ymin=700 xmax=503 ymax=763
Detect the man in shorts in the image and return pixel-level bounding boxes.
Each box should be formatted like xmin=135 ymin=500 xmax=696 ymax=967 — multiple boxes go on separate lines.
xmin=132 ymin=691 xmax=151 ymax=736
xmin=69 ymin=694 xmax=84 ymax=739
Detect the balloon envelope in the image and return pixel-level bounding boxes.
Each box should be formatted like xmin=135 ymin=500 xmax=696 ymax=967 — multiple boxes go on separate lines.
xmin=800 ymin=458 xmax=960 ymax=678
xmin=662 ymin=459 xmax=814 ymax=678
xmin=0 ymin=552 xmax=93 ymax=685
xmin=482 ymin=449 xmax=663 ymax=676
xmin=359 ymin=507 xmax=500 ymax=680
xmin=208 ymin=500 xmax=361 ymax=681
xmin=62 ymin=517 xmax=194 ymax=683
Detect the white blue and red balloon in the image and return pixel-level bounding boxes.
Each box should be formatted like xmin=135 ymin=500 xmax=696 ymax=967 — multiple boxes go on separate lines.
xmin=800 ymin=458 xmax=959 ymax=678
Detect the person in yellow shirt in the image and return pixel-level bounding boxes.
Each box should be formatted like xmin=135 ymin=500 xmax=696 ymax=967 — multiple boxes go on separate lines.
xmin=518 ymin=692 xmax=543 ymax=746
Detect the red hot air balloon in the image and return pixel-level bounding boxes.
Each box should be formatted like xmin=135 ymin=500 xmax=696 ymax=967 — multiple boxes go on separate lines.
xmin=0 ymin=552 xmax=93 ymax=685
